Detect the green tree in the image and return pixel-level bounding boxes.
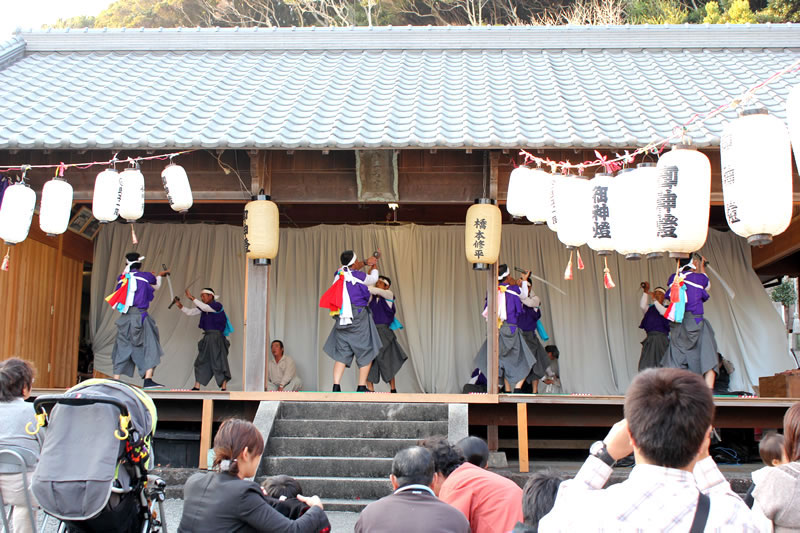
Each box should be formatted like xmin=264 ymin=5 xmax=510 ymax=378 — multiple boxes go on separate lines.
xmin=760 ymin=0 xmax=800 ymax=20
xmin=46 ymin=15 xmax=97 ymax=29
xmin=627 ymin=0 xmax=689 ymax=23
xmin=703 ymin=0 xmax=757 ymax=22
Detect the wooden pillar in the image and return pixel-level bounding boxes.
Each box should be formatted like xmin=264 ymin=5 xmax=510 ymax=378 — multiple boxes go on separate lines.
xmin=47 ymin=235 xmax=64 ymax=387
xmin=244 ymin=260 xmax=268 ymax=392
xmin=487 ymin=151 xmax=501 ymax=451
xmin=199 ymin=399 xmax=214 ymax=469
xmin=517 ymin=403 xmax=530 ymax=473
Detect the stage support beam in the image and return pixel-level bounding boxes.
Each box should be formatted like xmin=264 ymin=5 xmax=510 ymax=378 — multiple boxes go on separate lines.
xmin=244 ymin=261 xmax=269 ymax=392
xmin=199 ymin=398 xmax=214 ymax=469
xmin=517 ymin=403 xmax=529 ymax=473
xmin=486 ymin=151 xmax=501 ymax=452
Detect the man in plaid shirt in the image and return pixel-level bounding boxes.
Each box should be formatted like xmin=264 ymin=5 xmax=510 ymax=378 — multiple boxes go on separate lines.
xmin=539 ymin=368 xmax=761 ymax=532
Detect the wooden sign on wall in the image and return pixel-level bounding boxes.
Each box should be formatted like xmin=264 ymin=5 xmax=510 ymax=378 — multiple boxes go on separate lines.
xmin=356 ymin=150 xmax=398 ymax=202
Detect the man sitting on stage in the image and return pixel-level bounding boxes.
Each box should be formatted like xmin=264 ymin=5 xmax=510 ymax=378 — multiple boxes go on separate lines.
xmin=473 ymin=264 xmax=536 ymax=393
xmin=637 ymin=281 xmax=670 ymax=371
xmin=366 ymin=275 xmax=408 ymax=393
xmin=661 ymin=254 xmax=719 ymax=389
xmin=539 ymin=368 xmax=757 ymax=531
xmin=267 ymin=340 xmax=303 ymax=392
xmin=320 ymin=250 xmax=381 ymax=392
xmin=106 ymin=252 xmax=169 ymax=388
xmin=176 ymin=287 xmax=232 ymax=391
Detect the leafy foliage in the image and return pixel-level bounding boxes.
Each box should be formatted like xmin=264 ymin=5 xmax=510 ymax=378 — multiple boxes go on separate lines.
xmin=771 ymin=278 xmax=798 ymax=308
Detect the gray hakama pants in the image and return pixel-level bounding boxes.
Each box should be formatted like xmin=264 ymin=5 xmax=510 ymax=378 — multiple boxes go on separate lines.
xmin=473 ymin=322 xmax=536 ymax=387
xmin=638 ymin=331 xmax=669 ymax=371
xmin=323 ymin=306 xmax=382 ymax=368
xmin=661 ymin=312 xmax=718 ymax=375
xmin=367 ymin=324 xmax=409 ymax=383
xmin=111 ymin=308 xmax=164 ymax=378
xmin=195 ymin=330 xmax=231 ymax=387
xmin=521 ymin=329 xmax=548 ymax=383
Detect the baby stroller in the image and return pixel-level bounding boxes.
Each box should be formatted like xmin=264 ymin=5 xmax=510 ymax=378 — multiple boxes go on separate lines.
xmin=27 ymin=379 xmax=167 ymax=533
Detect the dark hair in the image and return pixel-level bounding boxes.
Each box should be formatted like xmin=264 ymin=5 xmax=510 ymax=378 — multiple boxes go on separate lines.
xmin=521 ymin=469 xmax=567 ymax=529
xmin=392 ymin=446 xmax=434 ymax=488
xmin=418 ymin=436 xmax=464 ymax=478
xmin=759 ymin=432 xmax=786 ymax=466
xmin=212 ymin=418 xmax=265 ymax=476
xmin=0 ymin=358 xmax=35 ymax=402
xmin=783 ymin=402 xmax=800 ymax=462
xmin=261 ymin=475 xmax=303 ymax=499
xmin=545 ymin=345 xmax=559 ymax=359
xmin=498 ymin=264 xmax=509 ymax=279
xmin=625 ymin=368 xmax=714 ymax=468
xmin=340 ymin=250 xmax=355 ymax=266
xmin=678 ymin=257 xmax=693 ymax=270
xmin=271 ymin=340 xmax=284 ymax=350
xmin=379 ymin=276 xmax=392 ymax=288
xmin=456 ymin=436 xmax=489 ymax=468
xmin=125 ymin=252 xmax=142 ymax=270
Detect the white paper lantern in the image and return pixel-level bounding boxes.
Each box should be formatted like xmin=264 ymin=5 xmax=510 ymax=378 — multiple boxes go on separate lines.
xmin=555 ymin=174 xmax=592 ymax=249
xmin=611 ymin=164 xmax=660 ymax=260
xmin=466 ymin=198 xmax=502 ymax=270
xmin=654 ymin=145 xmax=711 ymax=258
xmin=787 ymin=84 xmax=800 ymax=175
xmin=506 ymin=167 xmax=534 ymax=218
xmin=39 ymin=178 xmax=74 ymax=236
xmin=119 ymin=167 xmax=145 ymax=222
xmin=545 ymin=173 xmax=559 ymax=233
xmin=161 ymin=163 xmax=193 ymax=213
xmin=586 ymin=172 xmax=616 ymax=255
xmin=245 ymin=193 xmax=280 ymax=265
xmin=524 ymin=168 xmax=554 ymax=225
xmin=721 ymin=108 xmax=793 ymax=246
xmin=92 ymin=169 xmax=121 ymax=223
xmin=0 ymin=183 xmax=36 ymax=245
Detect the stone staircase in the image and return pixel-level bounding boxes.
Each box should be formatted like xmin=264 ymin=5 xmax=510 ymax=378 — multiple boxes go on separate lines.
xmin=260 ymin=401 xmax=450 ymax=512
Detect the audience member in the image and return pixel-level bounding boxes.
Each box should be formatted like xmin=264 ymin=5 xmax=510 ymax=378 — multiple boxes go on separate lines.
xmin=512 ymin=470 xmax=567 ymax=533
xmin=268 ymin=340 xmax=303 ymax=391
xmin=542 ymin=345 xmax=561 ymax=394
xmin=420 ymin=436 xmax=523 ymax=533
xmin=262 ymin=475 xmax=312 ymax=520
xmin=744 ymin=432 xmax=786 ymax=509
xmin=753 ymin=402 xmax=800 ymax=532
xmin=456 ymin=436 xmax=489 ymax=468
xmin=179 ymin=418 xmax=328 ymax=532
xmin=539 ymin=368 xmax=758 ymax=531
xmin=0 ymin=358 xmax=42 ymax=533
xmin=355 ymin=446 xmax=469 ymax=533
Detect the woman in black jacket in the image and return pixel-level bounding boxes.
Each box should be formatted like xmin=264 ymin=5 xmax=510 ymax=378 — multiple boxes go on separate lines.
xmin=179 ymin=419 xmax=329 ymax=533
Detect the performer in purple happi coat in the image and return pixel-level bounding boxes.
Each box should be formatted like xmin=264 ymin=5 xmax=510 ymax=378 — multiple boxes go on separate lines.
xmin=366 ymin=275 xmax=408 ymax=393
xmin=637 ymin=282 xmax=671 ymax=371
xmin=176 ymin=287 xmax=232 ymax=391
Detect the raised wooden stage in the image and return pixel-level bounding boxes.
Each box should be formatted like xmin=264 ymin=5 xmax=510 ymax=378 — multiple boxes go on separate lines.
xmin=32 ymin=389 xmax=798 ymax=473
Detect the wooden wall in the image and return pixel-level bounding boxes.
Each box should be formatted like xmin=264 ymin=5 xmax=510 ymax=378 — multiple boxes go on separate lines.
xmin=0 ymin=215 xmax=91 ymax=387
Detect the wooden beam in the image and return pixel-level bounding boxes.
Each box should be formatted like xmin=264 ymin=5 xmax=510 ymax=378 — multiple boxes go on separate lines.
xmin=752 ymin=215 xmax=800 ymax=270
xmin=243 ymin=261 xmax=268 ymax=392
xmin=47 ymin=235 xmax=64 ymax=387
xmin=199 ymin=398 xmax=214 ymax=469
xmin=249 ymin=151 xmax=271 ymax=196
xmin=517 ymin=403 xmax=529 ymax=473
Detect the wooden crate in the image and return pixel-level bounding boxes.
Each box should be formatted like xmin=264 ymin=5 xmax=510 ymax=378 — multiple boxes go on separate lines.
xmin=759 ymin=373 xmax=800 ymax=398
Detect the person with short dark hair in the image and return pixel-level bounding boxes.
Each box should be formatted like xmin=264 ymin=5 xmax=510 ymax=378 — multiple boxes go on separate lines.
xmin=106 ymin=252 xmax=170 ymax=388
xmin=261 ymin=475 xmax=312 ymax=521
xmin=419 ymin=436 xmax=523 ymax=533
xmin=637 ymin=281 xmax=670 ymax=371
xmin=542 ymin=345 xmax=561 ymax=394
xmin=176 ymin=287 xmax=232 ymax=391
xmin=539 ymin=368 xmax=757 ymax=531
xmin=512 ymin=470 xmax=567 ymax=533
xmin=366 ymin=274 xmax=408 ymax=393
xmin=355 ymin=446 xmax=469 ymax=533
xmin=267 ymin=340 xmax=303 ymax=392
xmin=743 ymin=432 xmax=787 ymax=510
xmin=179 ymin=419 xmax=329 ymax=532
xmin=0 ymin=358 xmax=42 ymax=533
xmin=456 ymin=436 xmax=489 ymax=469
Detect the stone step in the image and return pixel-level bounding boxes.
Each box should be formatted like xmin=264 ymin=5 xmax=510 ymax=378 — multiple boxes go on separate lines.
xmin=292 ymin=476 xmax=393 ymax=501
xmin=268 ymin=436 xmax=418 ymax=458
xmin=321 ymin=498 xmax=377 ymax=513
xmin=262 ymin=456 xmax=393 ymax=478
xmin=272 ymin=419 xmax=448 ymax=439
xmin=278 ymin=402 xmax=448 ymax=422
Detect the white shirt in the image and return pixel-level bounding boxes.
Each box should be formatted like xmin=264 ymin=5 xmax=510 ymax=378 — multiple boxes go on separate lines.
xmin=640 ymin=292 xmax=667 ymax=316
xmin=539 ymin=456 xmax=762 ymax=532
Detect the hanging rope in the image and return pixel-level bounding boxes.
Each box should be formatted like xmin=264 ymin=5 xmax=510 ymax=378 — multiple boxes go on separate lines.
xmin=603 ymin=256 xmax=616 ymax=289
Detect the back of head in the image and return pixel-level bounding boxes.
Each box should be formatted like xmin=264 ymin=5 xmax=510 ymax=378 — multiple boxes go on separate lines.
xmin=759 ymin=432 xmax=786 ymax=466
xmin=498 ymin=264 xmax=509 ymax=280
xmin=456 ymin=436 xmax=490 ymax=468
xmin=625 ymin=368 xmax=714 ymax=468
xmin=545 ymin=345 xmax=559 ymax=359
xmin=521 ymin=470 xmax=567 ymax=529
xmin=418 ymin=436 xmax=464 ymax=477
xmin=392 ymin=446 xmax=435 ymax=488
xmin=261 ymin=475 xmax=303 ymax=499
xmin=0 ymin=358 xmax=35 ymax=402
xmin=125 ymin=252 xmax=142 ymax=270
xmin=212 ymin=418 xmax=265 ymax=476
xmin=784 ymin=402 xmax=800 ymax=462
xmin=340 ymin=250 xmax=355 ymax=266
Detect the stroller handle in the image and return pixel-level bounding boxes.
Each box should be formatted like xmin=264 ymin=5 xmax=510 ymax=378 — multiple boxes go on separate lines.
xmin=31 ymin=394 xmax=133 ymax=439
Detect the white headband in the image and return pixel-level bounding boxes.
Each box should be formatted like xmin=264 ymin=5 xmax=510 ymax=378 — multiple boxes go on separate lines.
xmin=201 ymin=289 xmax=216 ymax=298
xmin=498 ymin=270 xmax=509 ymax=281
xmin=654 ymin=287 xmax=666 ymax=294
xmin=345 ymin=253 xmax=357 ymax=267
xmin=126 ymin=255 xmax=145 ymax=266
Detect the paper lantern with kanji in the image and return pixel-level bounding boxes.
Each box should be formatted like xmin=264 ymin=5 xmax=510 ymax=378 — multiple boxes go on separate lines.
xmin=92 ymin=169 xmax=121 ymax=223
xmin=0 ymin=183 xmax=36 ymax=245
xmin=506 ymin=167 xmax=534 ymax=218
xmin=721 ymin=108 xmax=793 ymax=246
xmin=244 ymin=194 xmax=279 ymax=265
xmin=586 ymin=172 xmax=616 ymax=255
xmin=555 ymin=175 xmax=592 ymax=248
xmin=524 ymin=168 xmax=554 ymax=225
xmin=787 ymin=84 xmax=800 ymax=174
xmin=653 ymin=145 xmax=711 ymax=258
xmin=119 ymin=167 xmax=145 ymax=222
xmin=39 ymin=177 xmax=74 ymax=236
xmin=466 ymin=198 xmax=501 ymax=270
xmin=545 ymin=172 xmax=559 ymax=233
xmin=161 ymin=163 xmax=193 ymax=213
xmin=611 ymin=164 xmax=659 ymax=260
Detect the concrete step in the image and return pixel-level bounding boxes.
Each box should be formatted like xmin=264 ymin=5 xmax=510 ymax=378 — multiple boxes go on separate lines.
xmin=271 ymin=419 xmax=448 ymax=439
xmin=293 ymin=476 xmax=393 ymax=500
xmin=278 ymin=402 xmax=448 ymax=422
xmin=321 ymin=498 xmax=377 ymax=513
xmin=268 ymin=436 xmax=418 ymax=457
xmin=262 ymin=456 xmax=393 ymax=478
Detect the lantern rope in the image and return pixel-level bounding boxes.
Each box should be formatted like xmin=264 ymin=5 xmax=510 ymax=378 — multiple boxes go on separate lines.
xmin=1 ymin=247 xmax=9 ymax=272
xmin=603 ymin=257 xmax=616 ymax=290
xmin=0 ymin=149 xmax=196 ymax=172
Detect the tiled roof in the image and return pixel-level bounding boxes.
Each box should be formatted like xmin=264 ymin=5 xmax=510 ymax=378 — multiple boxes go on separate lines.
xmin=0 ymin=25 xmax=797 ymax=150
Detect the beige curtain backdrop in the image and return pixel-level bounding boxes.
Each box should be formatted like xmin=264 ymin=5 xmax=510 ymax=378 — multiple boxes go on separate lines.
xmin=91 ymin=222 xmax=795 ymax=393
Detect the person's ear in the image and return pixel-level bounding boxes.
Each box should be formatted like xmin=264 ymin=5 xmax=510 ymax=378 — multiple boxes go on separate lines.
xmin=390 ymin=474 xmax=399 ymax=490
